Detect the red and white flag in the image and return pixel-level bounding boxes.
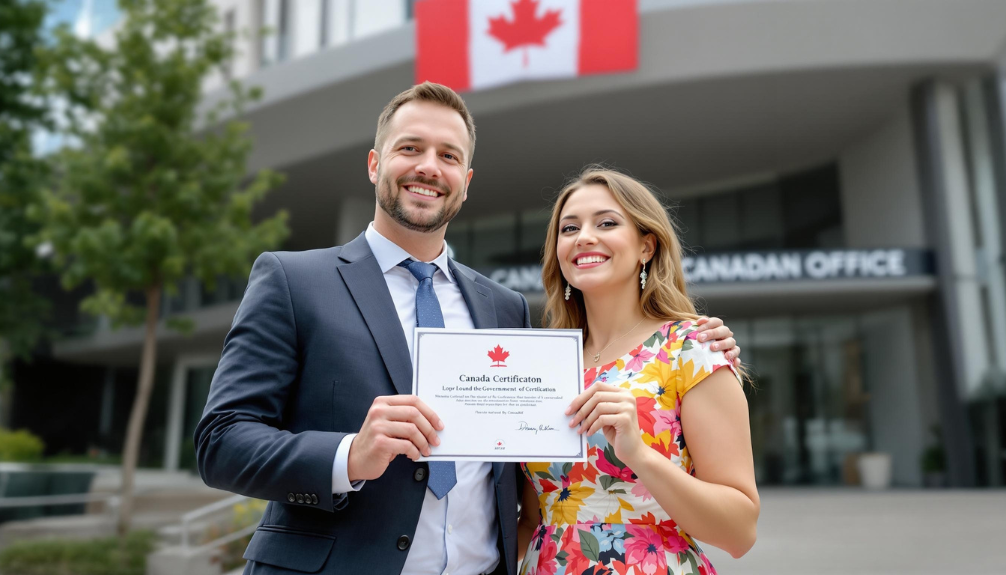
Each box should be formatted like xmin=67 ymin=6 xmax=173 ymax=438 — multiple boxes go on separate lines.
xmin=416 ymin=0 xmax=637 ymax=92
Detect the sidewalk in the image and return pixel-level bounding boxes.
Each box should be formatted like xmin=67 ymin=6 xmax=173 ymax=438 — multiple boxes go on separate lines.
xmin=702 ymin=488 xmax=1006 ymax=575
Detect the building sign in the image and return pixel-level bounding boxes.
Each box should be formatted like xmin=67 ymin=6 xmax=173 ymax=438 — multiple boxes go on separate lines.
xmin=488 ymin=265 xmax=545 ymax=294
xmin=482 ymin=249 xmax=934 ymax=293
xmin=683 ymin=249 xmax=934 ymax=284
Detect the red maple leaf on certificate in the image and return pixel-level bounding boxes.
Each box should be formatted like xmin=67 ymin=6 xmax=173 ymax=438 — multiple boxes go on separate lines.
xmin=488 ymin=344 xmax=510 ymax=367
xmin=487 ymin=0 xmax=563 ymax=67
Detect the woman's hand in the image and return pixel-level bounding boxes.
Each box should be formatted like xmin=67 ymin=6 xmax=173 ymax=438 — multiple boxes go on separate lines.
xmin=566 ymin=382 xmax=645 ymax=465
xmin=694 ymin=316 xmax=741 ymax=367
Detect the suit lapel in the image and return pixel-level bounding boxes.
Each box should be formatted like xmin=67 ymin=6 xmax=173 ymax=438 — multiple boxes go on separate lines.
xmin=338 ymin=233 xmax=414 ymax=396
xmin=450 ymin=260 xmax=497 ymax=329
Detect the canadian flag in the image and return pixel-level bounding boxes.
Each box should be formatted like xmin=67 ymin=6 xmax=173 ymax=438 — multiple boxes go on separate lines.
xmin=416 ymin=0 xmax=637 ymax=92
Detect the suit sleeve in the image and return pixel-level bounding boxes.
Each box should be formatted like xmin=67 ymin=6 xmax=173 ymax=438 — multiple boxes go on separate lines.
xmin=194 ymin=252 xmax=347 ymax=512
xmin=520 ymin=292 xmax=532 ymax=328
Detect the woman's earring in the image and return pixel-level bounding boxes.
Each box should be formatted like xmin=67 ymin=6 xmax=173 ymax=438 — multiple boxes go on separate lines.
xmin=564 ymin=284 xmax=571 ymax=300
xmin=640 ymin=260 xmax=648 ymax=290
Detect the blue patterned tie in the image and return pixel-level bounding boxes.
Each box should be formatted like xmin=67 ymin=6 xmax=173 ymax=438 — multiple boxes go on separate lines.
xmin=399 ymin=259 xmax=456 ymax=500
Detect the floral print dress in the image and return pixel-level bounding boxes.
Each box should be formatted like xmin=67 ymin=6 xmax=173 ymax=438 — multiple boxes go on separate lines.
xmin=520 ymin=320 xmax=740 ymax=575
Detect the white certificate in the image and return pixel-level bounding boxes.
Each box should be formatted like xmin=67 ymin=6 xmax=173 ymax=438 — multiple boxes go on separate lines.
xmin=412 ymin=328 xmax=586 ymax=462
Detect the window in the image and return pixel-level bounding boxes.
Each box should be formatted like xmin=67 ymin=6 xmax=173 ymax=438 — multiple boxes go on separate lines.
xmin=259 ymin=0 xmax=290 ymax=67
xmin=674 ymin=164 xmax=843 ymax=253
xmin=320 ymin=0 xmax=329 ymax=47
xmin=223 ymin=9 xmax=235 ymax=79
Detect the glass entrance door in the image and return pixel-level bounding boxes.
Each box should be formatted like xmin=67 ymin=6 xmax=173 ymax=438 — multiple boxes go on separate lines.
xmin=745 ymin=317 xmax=870 ymax=485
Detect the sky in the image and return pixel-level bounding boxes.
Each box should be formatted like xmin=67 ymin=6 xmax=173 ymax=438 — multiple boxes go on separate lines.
xmin=44 ymin=0 xmax=120 ymax=39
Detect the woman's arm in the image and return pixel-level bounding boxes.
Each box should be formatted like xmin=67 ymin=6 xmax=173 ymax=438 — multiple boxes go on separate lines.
xmin=516 ymin=473 xmax=540 ymax=563
xmin=569 ymin=369 xmax=759 ymax=558
xmin=629 ymin=368 xmax=760 ymax=557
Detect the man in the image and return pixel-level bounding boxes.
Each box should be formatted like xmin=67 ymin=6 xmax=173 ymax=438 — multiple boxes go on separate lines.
xmin=195 ymin=83 xmax=740 ymax=575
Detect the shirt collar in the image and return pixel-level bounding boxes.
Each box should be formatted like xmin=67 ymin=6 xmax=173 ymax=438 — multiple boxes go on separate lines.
xmin=364 ymin=222 xmax=456 ymax=283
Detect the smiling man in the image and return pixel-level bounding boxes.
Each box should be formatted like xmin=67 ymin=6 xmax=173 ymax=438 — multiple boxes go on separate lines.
xmin=195 ymin=83 xmax=740 ymax=575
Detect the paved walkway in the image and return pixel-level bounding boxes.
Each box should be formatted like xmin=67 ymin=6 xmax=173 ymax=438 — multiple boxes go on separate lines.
xmin=701 ymin=488 xmax=1006 ymax=575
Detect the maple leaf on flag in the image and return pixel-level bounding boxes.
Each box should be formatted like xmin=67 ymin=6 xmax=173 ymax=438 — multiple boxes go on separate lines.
xmin=487 ymin=0 xmax=563 ymax=68
xmin=488 ymin=344 xmax=510 ymax=367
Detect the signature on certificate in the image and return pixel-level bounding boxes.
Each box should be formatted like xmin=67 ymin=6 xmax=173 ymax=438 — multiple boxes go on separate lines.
xmin=517 ymin=421 xmax=557 ymax=434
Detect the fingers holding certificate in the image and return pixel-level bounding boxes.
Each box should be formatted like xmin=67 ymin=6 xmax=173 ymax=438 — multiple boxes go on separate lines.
xmin=412 ymin=328 xmax=587 ymax=462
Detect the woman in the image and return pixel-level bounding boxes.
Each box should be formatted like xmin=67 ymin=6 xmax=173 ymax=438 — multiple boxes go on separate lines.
xmin=517 ymin=168 xmax=759 ymax=575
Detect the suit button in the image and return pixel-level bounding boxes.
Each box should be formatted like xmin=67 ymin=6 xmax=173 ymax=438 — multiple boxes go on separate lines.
xmin=296 ymin=494 xmax=304 ymax=504
xmin=310 ymin=494 xmax=318 ymax=505
xmin=414 ymin=468 xmax=426 ymax=482
xmin=397 ymin=535 xmax=410 ymax=550
xmin=287 ymin=493 xmax=295 ymax=503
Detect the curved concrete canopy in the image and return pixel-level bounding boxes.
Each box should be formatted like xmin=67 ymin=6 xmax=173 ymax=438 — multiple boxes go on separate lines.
xmin=218 ymin=0 xmax=1006 ymax=176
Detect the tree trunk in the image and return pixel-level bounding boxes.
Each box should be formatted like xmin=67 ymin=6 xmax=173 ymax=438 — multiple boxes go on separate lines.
xmin=116 ymin=284 xmax=161 ymax=537
xmin=0 ymin=348 xmax=13 ymax=429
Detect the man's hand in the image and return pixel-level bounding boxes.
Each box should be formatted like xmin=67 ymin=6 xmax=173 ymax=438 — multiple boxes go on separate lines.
xmin=347 ymin=395 xmax=443 ymax=482
xmin=694 ymin=316 xmax=741 ymax=367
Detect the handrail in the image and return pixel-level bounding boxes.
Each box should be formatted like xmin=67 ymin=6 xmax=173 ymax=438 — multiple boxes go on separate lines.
xmin=180 ymin=493 xmax=253 ymax=550
xmin=0 ymin=492 xmax=116 ymax=508
xmin=188 ymin=523 xmax=258 ymax=555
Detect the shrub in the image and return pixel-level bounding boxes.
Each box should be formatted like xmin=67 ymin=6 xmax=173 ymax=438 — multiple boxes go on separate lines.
xmin=202 ymin=498 xmax=267 ymax=571
xmin=0 ymin=429 xmax=45 ymax=462
xmin=0 ymin=531 xmax=155 ymax=575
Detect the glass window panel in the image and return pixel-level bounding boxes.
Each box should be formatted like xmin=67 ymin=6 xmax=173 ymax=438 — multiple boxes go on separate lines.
xmin=671 ymin=200 xmax=700 ymax=253
xmin=292 ymin=0 xmax=322 ymax=58
xmin=700 ymin=192 xmax=741 ymax=251
xmin=743 ymin=314 xmax=871 ymax=486
xmin=352 ymin=0 xmax=406 ymax=40
xmin=470 ymin=214 xmax=516 ymax=269
xmin=519 ymin=209 xmax=551 ymax=265
xmin=444 ymin=220 xmax=470 ymax=263
xmin=741 ymin=182 xmax=785 ymax=250
xmin=259 ymin=0 xmax=290 ymax=66
xmin=323 ymin=0 xmax=351 ymax=47
xmin=781 ymin=164 xmax=843 ymax=249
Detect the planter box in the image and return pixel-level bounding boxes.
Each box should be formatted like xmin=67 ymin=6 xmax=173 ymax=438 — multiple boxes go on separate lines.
xmin=857 ymin=453 xmax=892 ymax=490
xmin=0 ymin=463 xmax=102 ymax=524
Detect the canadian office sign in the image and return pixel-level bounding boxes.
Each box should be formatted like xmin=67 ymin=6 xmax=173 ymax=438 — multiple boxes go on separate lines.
xmin=484 ymin=249 xmax=934 ymax=293
xmin=683 ymin=249 xmax=933 ymax=284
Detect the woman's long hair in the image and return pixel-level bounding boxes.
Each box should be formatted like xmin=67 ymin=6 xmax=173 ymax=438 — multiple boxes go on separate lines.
xmin=541 ymin=167 xmax=698 ymax=340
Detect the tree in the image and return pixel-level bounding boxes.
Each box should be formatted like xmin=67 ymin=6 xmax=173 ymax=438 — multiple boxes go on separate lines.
xmin=32 ymin=0 xmax=288 ymax=535
xmin=0 ymin=0 xmax=50 ymax=419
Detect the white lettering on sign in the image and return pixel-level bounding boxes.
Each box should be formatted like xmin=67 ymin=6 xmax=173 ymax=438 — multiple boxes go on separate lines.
xmin=490 ymin=265 xmax=544 ymax=293
xmin=684 ymin=250 xmax=911 ymax=283
xmin=482 ymin=249 xmax=923 ymax=292
xmin=802 ymin=250 xmax=908 ymax=280
xmin=684 ymin=253 xmax=803 ymax=283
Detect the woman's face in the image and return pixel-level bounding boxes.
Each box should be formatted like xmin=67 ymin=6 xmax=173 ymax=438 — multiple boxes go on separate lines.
xmin=556 ymin=184 xmax=653 ymax=296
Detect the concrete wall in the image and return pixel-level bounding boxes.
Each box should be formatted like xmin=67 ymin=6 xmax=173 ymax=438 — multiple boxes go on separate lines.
xmin=839 ymin=104 xmax=927 ymax=249
xmin=861 ymin=306 xmax=925 ymax=487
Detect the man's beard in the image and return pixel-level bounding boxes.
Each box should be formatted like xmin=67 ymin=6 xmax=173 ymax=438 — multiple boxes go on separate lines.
xmin=377 ymin=171 xmax=463 ymax=233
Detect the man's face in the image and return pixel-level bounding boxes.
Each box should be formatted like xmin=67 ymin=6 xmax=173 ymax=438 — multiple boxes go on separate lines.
xmin=368 ymin=100 xmax=474 ymax=234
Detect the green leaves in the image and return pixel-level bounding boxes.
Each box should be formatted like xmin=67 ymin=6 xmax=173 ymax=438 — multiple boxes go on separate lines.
xmin=535 ymin=469 xmax=556 ymax=481
xmin=598 ymin=475 xmax=621 ymax=491
xmin=32 ymin=0 xmax=288 ymax=330
xmin=644 ymin=330 xmax=666 ymax=348
xmin=0 ymin=0 xmax=50 ymax=383
xmin=578 ymin=529 xmax=600 ymax=562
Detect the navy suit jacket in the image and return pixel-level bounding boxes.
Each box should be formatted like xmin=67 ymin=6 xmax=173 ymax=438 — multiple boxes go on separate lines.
xmin=195 ymin=232 xmax=531 ymax=574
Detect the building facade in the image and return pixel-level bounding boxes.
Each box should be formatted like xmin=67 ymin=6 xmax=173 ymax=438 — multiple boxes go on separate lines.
xmin=14 ymin=0 xmax=1006 ymax=488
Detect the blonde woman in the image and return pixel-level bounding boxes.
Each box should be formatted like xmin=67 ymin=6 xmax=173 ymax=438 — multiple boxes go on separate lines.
xmin=517 ymin=169 xmax=758 ymax=575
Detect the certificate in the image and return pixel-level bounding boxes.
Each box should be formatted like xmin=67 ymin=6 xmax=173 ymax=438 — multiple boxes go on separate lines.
xmin=412 ymin=328 xmax=586 ymax=462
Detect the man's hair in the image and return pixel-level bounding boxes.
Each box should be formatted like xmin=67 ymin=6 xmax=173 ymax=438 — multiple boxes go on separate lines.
xmin=374 ymin=82 xmax=477 ymax=164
